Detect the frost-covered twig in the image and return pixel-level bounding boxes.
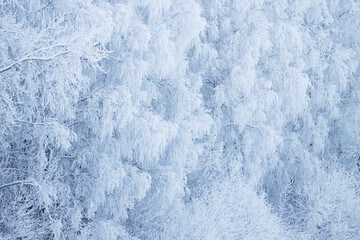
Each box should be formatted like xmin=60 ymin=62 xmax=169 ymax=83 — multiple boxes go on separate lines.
xmin=14 ymin=120 xmax=46 ymax=126
xmin=0 ymin=51 xmax=70 ymax=74
xmin=0 ymin=180 xmax=34 ymax=190
xmin=38 ymin=0 xmax=54 ymax=12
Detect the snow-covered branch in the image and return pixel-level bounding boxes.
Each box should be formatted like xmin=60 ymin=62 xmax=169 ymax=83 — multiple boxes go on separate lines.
xmin=0 ymin=180 xmax=35 ymax=190
xmin=0 ymin=51 xmax=70 ymax=74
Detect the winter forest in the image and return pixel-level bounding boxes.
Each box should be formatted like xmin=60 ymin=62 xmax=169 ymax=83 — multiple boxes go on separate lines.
xmin=1 ymin=0 xmax=360 ymax=239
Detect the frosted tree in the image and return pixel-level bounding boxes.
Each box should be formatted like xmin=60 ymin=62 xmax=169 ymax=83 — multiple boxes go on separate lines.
xmin=0 ymin=0 xmax=113 ymax=238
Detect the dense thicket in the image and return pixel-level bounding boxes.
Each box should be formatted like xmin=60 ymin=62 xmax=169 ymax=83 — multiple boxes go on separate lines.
xmin=1 ymin=0 xmax=360 ymax=239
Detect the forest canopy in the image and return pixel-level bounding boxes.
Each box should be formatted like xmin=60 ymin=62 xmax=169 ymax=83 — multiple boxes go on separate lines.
xmin=0 ymin=0 xmax=360 ymax=239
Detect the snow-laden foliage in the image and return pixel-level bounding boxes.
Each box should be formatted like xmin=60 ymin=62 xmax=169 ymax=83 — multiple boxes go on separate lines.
xmin=1 ymin=0 xmax=360 ymax=239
